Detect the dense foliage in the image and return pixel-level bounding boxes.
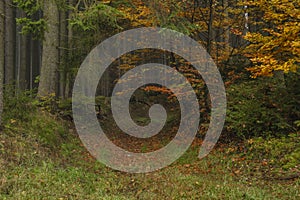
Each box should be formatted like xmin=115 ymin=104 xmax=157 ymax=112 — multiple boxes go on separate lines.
xmin=0 ymin=1 xmax=299 ymax=198
xmin=3 ymin=0 xmax=297 ymax=138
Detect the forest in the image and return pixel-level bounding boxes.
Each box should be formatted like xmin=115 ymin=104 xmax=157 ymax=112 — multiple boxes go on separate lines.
xmin=0 ymin=0 xmax=299 ymax=199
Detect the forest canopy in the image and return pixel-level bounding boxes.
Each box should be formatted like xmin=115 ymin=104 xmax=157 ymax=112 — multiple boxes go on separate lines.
xmin=0 ymin=0 xmax=299 ymax=137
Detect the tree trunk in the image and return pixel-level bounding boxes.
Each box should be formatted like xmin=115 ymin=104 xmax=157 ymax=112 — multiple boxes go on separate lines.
xmin=203 ymin=0 xmax=214 ymax=115
xmin=58 ymin=6 xmax=68 ymax=99
xmin=37 ymin=0 xmax=59 ymax=97
xmin=0 ymin=0 xmax=5 ymax=127
xmin=207 ymin=0 xmax=214 ymax=55
xmin=19 ymin=33 xmax=27 ymax=89
xmin=65 ymin=0 xmax=75 ymax=99
xmin=4 ymin=0 xmax=16 ymax=84
xmin=223 ymin=0 xmax=230 ymax=53
xmin=16 ymin=8 xmax=27 ymax=90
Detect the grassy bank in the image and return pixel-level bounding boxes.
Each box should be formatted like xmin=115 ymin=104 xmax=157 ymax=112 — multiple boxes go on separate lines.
xmin=0 ymin=107 xmax=299 ymax=199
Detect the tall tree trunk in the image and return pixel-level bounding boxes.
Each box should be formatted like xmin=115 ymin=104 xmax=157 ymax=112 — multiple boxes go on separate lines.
xmin=0 ymin=0 xmax=5 ymax=127
xmin=4 ymin=0 xmax=16 ymax=85
xmin=16 ymin=9 xmax=27 ymax=90
xmin=223 ymin=0 xmax=230 ymax=54
xmin=38 ymin=0 xmax=59 ymax=97
xmin=203 ymin=0 xmax=215 ymax=118
xmin=58 ymin=6 xmax=68 ymax=99
xmin=65 ymin=0 xmax=75 ymax=99
xmin=207 ymin=0 xmax=214 ymax=55
xmin=19 ymin=33 xmax=27 ymax=89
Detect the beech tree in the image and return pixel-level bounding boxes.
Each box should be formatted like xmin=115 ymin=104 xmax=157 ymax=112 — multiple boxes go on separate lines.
xmin=244 ymin=0 xmax=300 ymax=77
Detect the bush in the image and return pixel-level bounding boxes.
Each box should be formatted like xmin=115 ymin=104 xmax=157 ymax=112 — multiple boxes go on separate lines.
xmin=2 ymin=87 xmax=69 ymax=147
xmin=225 ymin=75 xmax=299 ymax=139
xmin=245 ymin=134 xmax=300 ymax=170
xmin=3 ymin=86 xmax=36 ymax=124
xmin=1 ymin=88 xmax=70 ymax=165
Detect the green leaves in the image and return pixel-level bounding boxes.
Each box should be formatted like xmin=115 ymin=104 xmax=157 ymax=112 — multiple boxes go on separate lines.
xmin=16 ymin=17 xmax=46 ymax=40
xmin=13 ymin=0 xmax=41 ymax=15
xmin=225 ymin=77 xmax=297 ymax=138
xmin=14 ymin=0 xmax=46 ymax=40
xmin=69 ymin=2 xmax=124 ymax=32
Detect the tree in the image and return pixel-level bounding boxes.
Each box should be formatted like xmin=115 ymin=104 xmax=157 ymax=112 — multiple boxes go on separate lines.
xmin=16 ymin=8 xmax=28 ymax=90
xmin=0 ymin=0 xmax=4 ymax=127
xmin=63 ymin=0 xmax=75 ymax=99
xmin=244 ymin=0 xmax=300 ymax=78
xmin=37 ymin=0 xmax=59 ymax=97
xmin=4 ymin=0 xmax=16 ymax=84
xmin=69 ymin=1 xmax=124 ymax=96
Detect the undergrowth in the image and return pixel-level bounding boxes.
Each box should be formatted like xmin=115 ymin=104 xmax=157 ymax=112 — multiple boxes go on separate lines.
xmin=0 ymin=89 xmax=299 ymax=199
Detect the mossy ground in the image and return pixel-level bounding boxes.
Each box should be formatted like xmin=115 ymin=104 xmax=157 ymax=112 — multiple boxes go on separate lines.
xmin=0 ymin=107 xmax=299 ymax=199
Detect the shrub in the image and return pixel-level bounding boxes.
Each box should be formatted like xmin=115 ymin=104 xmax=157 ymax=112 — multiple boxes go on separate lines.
xmin=225 ymin=75 xmax=299 ymax=139
xmin=3 ymin=86 xmax=36 ymax=124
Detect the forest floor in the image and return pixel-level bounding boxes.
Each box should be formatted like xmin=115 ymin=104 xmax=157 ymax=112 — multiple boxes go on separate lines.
xmin=0 ymin=108 xmax=299 ymax=199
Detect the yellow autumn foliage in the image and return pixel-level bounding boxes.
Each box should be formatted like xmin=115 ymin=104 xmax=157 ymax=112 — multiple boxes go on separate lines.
xmin=244 ymin=0 xmax=300 ymax=77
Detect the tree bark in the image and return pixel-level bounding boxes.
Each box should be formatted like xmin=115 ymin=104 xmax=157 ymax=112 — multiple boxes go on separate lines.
xmin=0 ymin=0 xmax=5 ymax=127
xmin=58 ymin=6 xmax=68 ymax=99
xmin=207 ymin=0 xmax=214 ymax=55
xmin=64 ymin=0 xmax=75 ymax=99
xmin=38 ymin=0 xmax=59 ymax=97
xmin=223 ymin=0 xmax=230 ymax=53
xmin=16 ymin=8 xmax=27 ymax=90
xmin=4 ymin=0 xmax=16 ymax=84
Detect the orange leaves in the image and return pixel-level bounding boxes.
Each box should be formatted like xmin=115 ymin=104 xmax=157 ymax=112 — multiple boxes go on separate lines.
xmin=291 ymin=40 xmax=300 ymax=56
xmin=243 ymin=0 xmax=300 ymax=77
xmin=144 ymin=85 xmax=172 ymax=95
xmin=230 ymin=28 xmax=243 ymax=36
xmin=118 ymin=0 xmax=156 ymax=28
xmin=246 ymin=0 xmax=300 ymax=23
xmin=118 ymin=63 xmax=135 ymax=71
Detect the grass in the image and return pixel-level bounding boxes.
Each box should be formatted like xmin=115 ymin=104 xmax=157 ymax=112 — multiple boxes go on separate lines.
xmin=0 ymin=96 xmax=299 ymax=199
xmin=1 ymin=146 xmax=299 ymax=199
